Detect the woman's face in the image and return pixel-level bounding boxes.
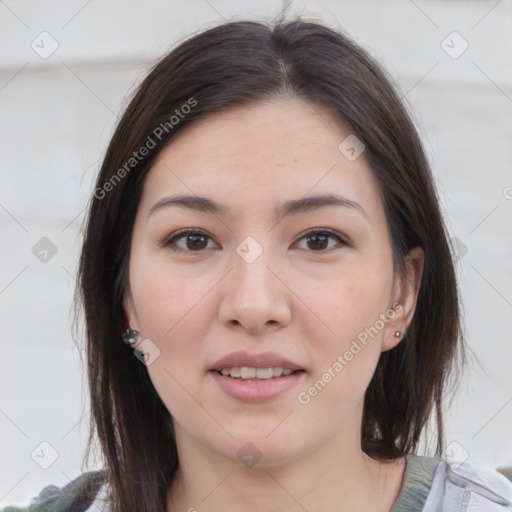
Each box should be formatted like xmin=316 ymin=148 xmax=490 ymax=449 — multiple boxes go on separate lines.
xmin=124 ymin=97 xmax=422 ymax=466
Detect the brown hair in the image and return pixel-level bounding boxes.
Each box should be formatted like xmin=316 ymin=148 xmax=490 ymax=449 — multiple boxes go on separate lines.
xmin=77 ymin=16 xmax=464 ymax=512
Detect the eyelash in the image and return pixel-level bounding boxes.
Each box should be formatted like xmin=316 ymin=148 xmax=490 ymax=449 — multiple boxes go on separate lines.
xmin=161 ymin=228 xmax=348 ymax=253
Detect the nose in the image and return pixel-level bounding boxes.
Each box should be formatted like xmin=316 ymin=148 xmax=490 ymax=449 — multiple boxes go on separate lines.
xmin=218 ymin=243 xmax=292 ymax=334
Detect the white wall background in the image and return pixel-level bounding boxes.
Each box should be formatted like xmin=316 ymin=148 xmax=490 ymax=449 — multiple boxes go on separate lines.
xmin=1 ymin=0 xmax=511 ymax=507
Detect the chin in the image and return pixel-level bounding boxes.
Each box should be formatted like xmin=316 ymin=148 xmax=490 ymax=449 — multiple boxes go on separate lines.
xmin=210 ymin=430 xmax=309 ymax=469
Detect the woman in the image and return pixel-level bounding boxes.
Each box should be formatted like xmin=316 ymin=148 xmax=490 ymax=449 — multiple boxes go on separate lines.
xmin=6 ymin=16 xmax=512 ymax=512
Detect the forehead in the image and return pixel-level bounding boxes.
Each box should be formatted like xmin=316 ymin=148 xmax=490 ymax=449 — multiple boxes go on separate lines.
xmin=154 ymin=97 xmax=351 ymax=169
xmin=140 ymin=97 xmax=383 ymax=221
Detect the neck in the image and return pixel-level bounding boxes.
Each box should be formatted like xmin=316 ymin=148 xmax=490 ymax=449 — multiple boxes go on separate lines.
xmin=166 ymin=412 xmax=405 ymax=512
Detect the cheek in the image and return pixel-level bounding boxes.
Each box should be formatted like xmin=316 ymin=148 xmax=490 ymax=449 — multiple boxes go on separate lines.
xmin=129 ymin=257 xmax=216 ymax=419
xmin=293 ymin=282 xmax=386 ymax=439
xmin=312 ymin=264 xmax=392 ymax=342
xmin=129 ymin=248 xmax=215 ymax=341
xmin=128 ymin=249 xmax=230 ymax=375
xmin=298 ymin=262 xmax=393 ymax=395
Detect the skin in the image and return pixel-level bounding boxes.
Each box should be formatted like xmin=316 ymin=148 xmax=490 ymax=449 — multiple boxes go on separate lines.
xmin=124 ymin=97 xmax=424 ymax=512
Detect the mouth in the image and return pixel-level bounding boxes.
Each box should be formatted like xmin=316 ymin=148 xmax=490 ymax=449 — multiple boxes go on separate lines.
xmin=208 ymin=352 xmax=306 ymax=402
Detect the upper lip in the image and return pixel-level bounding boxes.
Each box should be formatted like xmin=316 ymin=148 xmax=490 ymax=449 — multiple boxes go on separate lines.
xmin=209 ymin=351 xmax=304 ymax=372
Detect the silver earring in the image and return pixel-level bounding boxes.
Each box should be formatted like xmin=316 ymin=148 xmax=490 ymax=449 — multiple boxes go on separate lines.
xmin=122 ymin=328 xmax=139 ymax=345
xmin=394 ymin=331 xmax=401 ymax=338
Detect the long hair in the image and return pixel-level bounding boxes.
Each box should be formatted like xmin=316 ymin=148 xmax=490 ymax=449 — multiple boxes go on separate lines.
xmin=76 ymin=17 xmax=465 ymax=511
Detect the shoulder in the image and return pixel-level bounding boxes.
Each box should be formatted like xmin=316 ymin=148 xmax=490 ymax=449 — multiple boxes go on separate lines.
xmin=0 ymin=470 xmax=108 ymax=512
xmin=426 ymin=456 xmax=512 ymax=511
xmin=400 ymin=454 xmax=512 ymax=512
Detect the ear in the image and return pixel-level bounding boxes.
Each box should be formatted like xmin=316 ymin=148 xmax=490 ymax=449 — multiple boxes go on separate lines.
xmin=123 ymin=288 xmax=142 ymax=349
xmin=382 ymin=246 xmax=424 ymax=352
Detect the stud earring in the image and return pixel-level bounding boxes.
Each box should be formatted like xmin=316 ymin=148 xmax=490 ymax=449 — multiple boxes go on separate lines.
xmin=122 ymin=328 xmax=139 ymax=345
xmin=394 ymin=331 xmax=401 ymax=338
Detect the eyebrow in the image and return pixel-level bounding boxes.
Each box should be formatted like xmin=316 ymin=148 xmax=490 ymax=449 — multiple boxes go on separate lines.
xmin=147 ymin=193 xmax=367 ymax=221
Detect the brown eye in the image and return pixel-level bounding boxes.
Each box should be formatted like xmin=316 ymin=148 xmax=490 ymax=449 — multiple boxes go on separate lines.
xmin=162 ymin=228 xmax=347 ymax=254
xmin=296 ymin=230 xmax=347 ymax=252
xmin=163 ymin=230 xmax=215 ymax=252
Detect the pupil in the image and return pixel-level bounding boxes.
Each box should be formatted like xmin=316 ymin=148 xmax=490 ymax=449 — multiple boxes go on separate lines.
xmin=308 ymin=234 xmax=327 ymax=250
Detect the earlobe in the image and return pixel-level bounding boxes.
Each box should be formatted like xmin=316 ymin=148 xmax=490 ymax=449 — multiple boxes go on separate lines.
xmin=122 ymin=328 xmax=140 ymax=346
xmin=381 ymin=301 xmax=406 ymax=351
xmin=382 ymin=246 xmax=425 ymax=352
xmin=122 ymin=293 xmax=142 ymax=349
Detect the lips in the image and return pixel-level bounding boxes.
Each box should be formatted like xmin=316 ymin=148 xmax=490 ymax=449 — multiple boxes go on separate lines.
xmin=208 ymin=351 xmax=306 ymax=402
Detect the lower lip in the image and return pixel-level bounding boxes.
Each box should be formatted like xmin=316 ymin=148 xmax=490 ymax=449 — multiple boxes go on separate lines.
xmin=209 ymin=370 xmax=305 ymax=403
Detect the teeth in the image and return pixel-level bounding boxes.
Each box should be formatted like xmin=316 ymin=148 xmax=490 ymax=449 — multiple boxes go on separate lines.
xmin=219 ymin=366 xmax=296 ymax=380
xmin=240 ymin=367 xmax=256 ymax=379
xmin=273 ymin=367 xmax=284 ymax=377
xmin=256 ymin=368 xmax=273 ymax=379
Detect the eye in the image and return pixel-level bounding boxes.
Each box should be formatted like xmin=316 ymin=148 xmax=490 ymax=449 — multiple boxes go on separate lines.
xmin=162 ymin=229 xmax=217 ymax=252
xmin=161 ymin=228 xmax=348 ymax=254
xmin=294 ymin=229 xmax=348 ymax=252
